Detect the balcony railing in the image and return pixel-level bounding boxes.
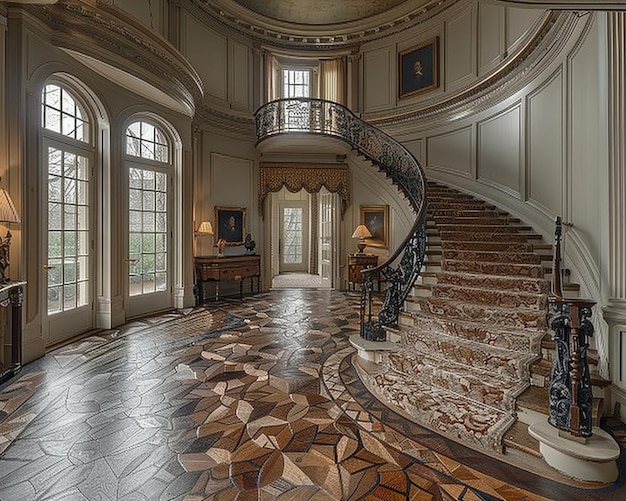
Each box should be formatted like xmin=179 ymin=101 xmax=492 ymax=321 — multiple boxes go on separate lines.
xmin=255 ymin=98 xmax=427 ymax=340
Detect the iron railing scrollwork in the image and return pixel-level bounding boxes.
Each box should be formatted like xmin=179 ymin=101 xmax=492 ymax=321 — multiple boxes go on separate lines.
xmin=548 ymin=216 xmax=594 ymax=438
xmin=255 ymin=98 xmax=427 ymax=341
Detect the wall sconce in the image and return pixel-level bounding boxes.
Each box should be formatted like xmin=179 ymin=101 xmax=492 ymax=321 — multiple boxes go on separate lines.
xmin=0 ymin=188 xmax=20 ymax=283
xmin=351 ymin=224 xmax=372 ymax=254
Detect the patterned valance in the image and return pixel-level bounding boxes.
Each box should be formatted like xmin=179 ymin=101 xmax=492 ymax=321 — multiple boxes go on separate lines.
xmin=259 ymin=163 xmax=350 ymax=217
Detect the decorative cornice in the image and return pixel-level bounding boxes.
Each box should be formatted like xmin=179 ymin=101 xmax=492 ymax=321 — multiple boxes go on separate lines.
xmin=187 ymin=0 xmax=458 ymax=51
xmin=22 ymin=0 xmax=203 ymax=113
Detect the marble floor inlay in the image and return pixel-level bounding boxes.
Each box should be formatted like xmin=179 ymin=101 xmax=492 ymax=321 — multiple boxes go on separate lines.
xmin=0 ymin=290 xmax=624 ymax=500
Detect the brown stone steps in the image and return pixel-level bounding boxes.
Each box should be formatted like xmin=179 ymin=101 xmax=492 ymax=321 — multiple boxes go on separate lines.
xmin=439 ymin=231 xmax=531 ymax=243
xmin=442 ymin=241 xmax=535 ymax=252
xmin=403 ymin=311 xmax=545 ymax=353
xmin=429 ymin=215 xmax=522 ymax=226
xmin=435 ymin=223 xmax=534 ymax=233
xmin=430 ymin=283 xmax=547 ymax=310
xmin=401 ymin=328 xmax=537 ymax=382
xmin=443 ymin=249 xmax=542 ymax=265
xmin=384 ymin=348 xmax=521 ymax=410
xmin=443 ymin=259 xmax=544 ymax=278
xmin=419 ymin=297 xmax=548 ymax=330
xmin=435 ymin=271 xmax=549 ymax=295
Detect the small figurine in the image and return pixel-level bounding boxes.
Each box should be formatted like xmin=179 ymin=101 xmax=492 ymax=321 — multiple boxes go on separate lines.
xmin=244 ymin=233 xmax=256 ymax=254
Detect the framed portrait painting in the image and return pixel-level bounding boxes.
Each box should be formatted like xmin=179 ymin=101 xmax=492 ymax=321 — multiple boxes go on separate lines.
xmin=399 ymin=37 xmax=439 ymax=99
xmin=215 ymin=206 xmax=246 ymax=245
xmin=360 ymin=204 xmax=389 ymax=249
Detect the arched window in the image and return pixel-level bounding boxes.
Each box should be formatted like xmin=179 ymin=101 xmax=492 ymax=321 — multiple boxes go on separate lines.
xmin=125 ymin=120 xmax=169 ymax=162
xmin=124 ymin=119 xmax=173 ymax=317
xmin=41 ymin=82 xmax=94 ymax=345
xmin=42 ymin=84 xmax=89 ymax=141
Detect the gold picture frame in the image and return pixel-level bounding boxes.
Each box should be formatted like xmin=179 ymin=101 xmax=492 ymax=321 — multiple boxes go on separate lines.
xmin=215 ymin=206 xmax=246 ymax=245
xmin=399 ymin=37 xmax=440 ymax=99
xmin=360 ymin=204 xmax=389 ymax=249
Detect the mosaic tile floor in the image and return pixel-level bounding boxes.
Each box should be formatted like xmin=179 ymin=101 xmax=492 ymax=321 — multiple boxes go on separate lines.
xmin=0 ymin=290 xmax=624 ymax=500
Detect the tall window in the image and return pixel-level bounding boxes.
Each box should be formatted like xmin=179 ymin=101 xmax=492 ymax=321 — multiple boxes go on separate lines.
xmin=283 ymin=69 xmax=310 ymax=98
xmin=42 ymin=84 xmax=91 ymax=316
xmin=125 ymin=120 xmax=170 ymax=297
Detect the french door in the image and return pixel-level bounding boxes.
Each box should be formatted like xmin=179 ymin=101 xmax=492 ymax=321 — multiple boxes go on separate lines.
xmin=125 ymin=162 xmax=172 ymax=318
xmin=318 ymin=189 xmax=336 ymax=289
xmin=44 ymin=143 xmax=94 ymax=345
xmin=279 ymin=201 xmax=309 ymax=273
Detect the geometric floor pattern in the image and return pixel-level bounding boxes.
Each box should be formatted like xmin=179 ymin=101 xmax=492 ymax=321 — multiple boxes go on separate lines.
xmin=0 ymin=290 xmax=624 ymax=500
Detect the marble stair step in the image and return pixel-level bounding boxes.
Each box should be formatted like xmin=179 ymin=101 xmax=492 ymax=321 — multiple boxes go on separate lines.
xmin=441 ymin=241 xmax=534 ymax=252
xmin=431 ymin=215 xmax=522 ymax=226
xmin=439 ymin=231 xmax=531 ymax=243
xmin=385 ymin=348 xmax=521 ymax=410
xmin=435 ymin=223 xmax=534 ymax=233
xmin=401 ymin=328 xmax=538 ymax=381
xmin=430 ymin=283 xmax=548 ymax=310
xmin=420 ymin=297 xmax=548 ymax=330
xmin=362 ymin=365 xmax=516 ymax=452
xmin=442 ymin=249 xmax=542 ymax=265
xmin=435 ymin=271 xmax=549 ymax=295
xmin=406 ymin=312 xmax=544 ymax=352
xmin=443 ymin=258 xmax=544 ymax=278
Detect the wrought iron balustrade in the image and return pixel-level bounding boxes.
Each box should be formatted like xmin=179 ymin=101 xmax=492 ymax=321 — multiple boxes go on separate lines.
xmin=255 ymin=98 xmax=427 ymax=340
xmin=548 ymin=216 xmax=594 ymax=438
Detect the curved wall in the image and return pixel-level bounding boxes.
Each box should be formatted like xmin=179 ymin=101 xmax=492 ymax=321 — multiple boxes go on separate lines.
xmin=4 ymin=1 xmax=624 ymax=414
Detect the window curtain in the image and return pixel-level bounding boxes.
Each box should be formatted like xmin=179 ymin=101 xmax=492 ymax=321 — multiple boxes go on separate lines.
xmin=259 ymin=163 xmax=350 ymax=218
xmin=264 ymin=52 xmax=281 ymax=102
xmin=319 ymin=57 xmax=346 ymax=105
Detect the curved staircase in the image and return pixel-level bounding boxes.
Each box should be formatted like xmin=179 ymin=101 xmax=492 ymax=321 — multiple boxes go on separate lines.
xmin=359 ymin=181 xmax=606 ymax=457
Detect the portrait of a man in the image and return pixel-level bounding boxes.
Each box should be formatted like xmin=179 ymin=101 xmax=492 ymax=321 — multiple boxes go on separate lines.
xmin=215 ymin=207 xmax=246 ymax=245
xmin=399 ymin=37 xmax=439 ymax=99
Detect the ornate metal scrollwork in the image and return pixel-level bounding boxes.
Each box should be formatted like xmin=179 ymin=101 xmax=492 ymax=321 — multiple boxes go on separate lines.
xmin=547 ymin=216 xmax=594 ymax=438
xmin=255 ymin=98 xmax=428 ymax=341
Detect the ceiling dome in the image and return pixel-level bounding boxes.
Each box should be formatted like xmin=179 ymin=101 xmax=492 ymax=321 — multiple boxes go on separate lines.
xmin=232 ymin=0 xmax=410 ymax=25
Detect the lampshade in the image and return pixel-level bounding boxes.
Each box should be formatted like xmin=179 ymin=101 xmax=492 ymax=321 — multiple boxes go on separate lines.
xmin=197 ymin=221 xmax=213 ymax=235
xmin=351 ymin=224 xmax=372 ymax=254
xmin=351 ymin=224 xmax=372 ymax=239
xmin=0 ymin=188 xmax=20 ymax=223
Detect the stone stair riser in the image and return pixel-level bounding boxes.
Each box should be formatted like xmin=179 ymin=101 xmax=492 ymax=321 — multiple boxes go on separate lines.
xmin=431 ymin=284 xmax=548 ymax=310
xmin=421 ymin=298 xmax=548 ymax=330
xmin=443 ymin=259 xmax=544 ymax=278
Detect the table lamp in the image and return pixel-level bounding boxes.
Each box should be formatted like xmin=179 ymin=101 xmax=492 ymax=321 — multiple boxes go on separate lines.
xmin=194 ymin=221 xmax=213 ymax=256
xmin=0 ymin=188 xmax=20 ymax=283
xmin=351 ymin=224 xmax=372 ymax=254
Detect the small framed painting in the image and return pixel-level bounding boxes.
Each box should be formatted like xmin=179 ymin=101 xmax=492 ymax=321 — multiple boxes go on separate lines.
xmin=399 ymin=37 xmax=439 ymax=99
xmin=360 ymin=204 xmax=389 ymax=249
xmin=215 ymin=206 xmax=246 ymax=245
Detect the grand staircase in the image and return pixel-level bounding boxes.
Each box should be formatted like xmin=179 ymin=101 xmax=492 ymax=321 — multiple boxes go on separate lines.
xmin=358 ymin=181 xmax=607 ymax=459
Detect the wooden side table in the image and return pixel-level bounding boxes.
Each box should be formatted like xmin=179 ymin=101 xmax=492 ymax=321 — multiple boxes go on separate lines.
xmin=194 ymin=255 xmax=261 ymax=304
xmin=0 ymin=281 xmax=25 ymax=385
xmin=348 ymin=254 xmax=379 ymax=291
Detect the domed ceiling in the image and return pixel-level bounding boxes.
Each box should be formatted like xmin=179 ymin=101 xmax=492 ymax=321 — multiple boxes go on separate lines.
xmin=232 ymin=0 xmax=411 ymax=25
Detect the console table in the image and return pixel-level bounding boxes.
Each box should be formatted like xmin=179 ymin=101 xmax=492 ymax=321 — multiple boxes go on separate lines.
xmin=348 ymin=254 xmax=379 ymax=291
xmin=194 ymin=255 xmax=260 ymax=304
xmin=0 ymin=281 xmax=25 ymax=384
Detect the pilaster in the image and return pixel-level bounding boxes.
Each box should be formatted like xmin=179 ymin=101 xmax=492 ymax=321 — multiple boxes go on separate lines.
xmin=603 ymin=11 xmax=626 ymax=419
